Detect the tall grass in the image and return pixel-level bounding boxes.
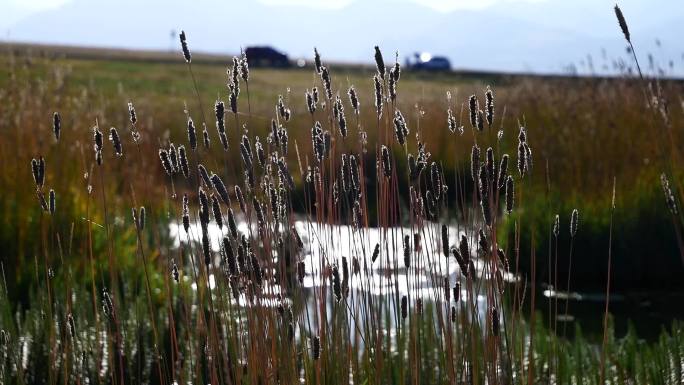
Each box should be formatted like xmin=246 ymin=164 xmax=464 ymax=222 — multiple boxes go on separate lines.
xmin=1 ymin=8 xmax=684 ymax=383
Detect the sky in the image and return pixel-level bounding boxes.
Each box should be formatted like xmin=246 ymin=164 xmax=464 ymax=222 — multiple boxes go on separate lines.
xmin=3 ymin=0 xmax=684 ymax=76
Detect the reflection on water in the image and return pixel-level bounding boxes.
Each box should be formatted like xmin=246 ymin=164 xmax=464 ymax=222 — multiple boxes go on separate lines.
xmin=169 ymin=218 xmax=682 ymax=342
xmin=169 ymin=218 xmax=512 ymax=334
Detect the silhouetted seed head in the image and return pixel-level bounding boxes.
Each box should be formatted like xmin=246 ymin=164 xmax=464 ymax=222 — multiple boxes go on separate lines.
xmin=53 ymin=112 xmax=61 ymax=141
xmin=349 ymin=155 xmax=360 ymax=192
xmin=179 ymin=30 xmax=191 ymax=62
xmin=497 ymin=247 xmax=509 ymax=272
xmin=311 ymin=336 xmax=321 ymax=360
xmin=202 ymin=125 xmax=211 ymax=148
xmin=431 ymin=162 xmax=442 ymax=200
xmin=102 ymin=289 xmax=115 ymax=319
xmin=453 ymin=282 xmax=461 ymax=303
xmin=661 ymin=173 xmax=678 ymax=215
xmin=388 ymin=74 xmax=397 ymax=102
xmin=411 ymin=233 xmax=420 ymax=252
xmin=459 ymin=234 xmax=471 ymax=265
xmin=240 ymin=53 xmax=249 ymax=81
xmin=172 ymin=261 xmax=179 ymax=282
xmin=331 ymin=264 xmax=342 ymax=302
xmin=441 ymin=224 xmax=449 ymax=258
xmin=416 ymin=298 xmax=424 ymax=315
xmin=48 ymin=189 xmax=55 ymax=215
xmin=381 ymin=145 xmax=391 ymax=178
xmin=198 ymin=189 xmax=211 ymax=226
xmin=469 ymin=95 xmax=478 ymax=128
xmin=338 ymin=108 xmax=348 ymax=138
xmin=392 ymin=53 xmax=401 ymax=81
xmin=471 ymin=144 xmax=480 ymax=183
xmin=553 ymin=214 xmax=560 ymax=237
xmin=486 ymin=147 xmax=495 ymax=183
xmin=235 ymin=185 xmax=246 ymax=214
xmin=505 ymin=176 xmax=514 ymax=214
xmin=240 ymin=136 xmax=253 ymax=169
xmin=347 ymin=86 xmax=360 ymax=114
xmin=250 ymin=253 xmax=262 ymax=286
xmin=198 ymin=164 xmax=211 ymax=187
xmin=352 ymin=200 xmax=362 ymax=228
xmin=480 ymin=177 xmax=492 ymax=226
xmin=403 ymin=234 xmax=411 ymax=269
xmin=447 ymin=109 xmax=458 ymax=133
xmin=177 ymin=145 xmax=189 ymax=178
xmin=31 ymin=157 xmax=45 ymax=189
xmin=215 ymin=100 xmax=225 ymax=134
xmin=426 ymin=190 xmax=437 ymax=218
xmin=277 ymin=158 xmax=295 ymax=190
xmin=312 ymin=123 xmax=324 ymax=162
xmin=201 ymin=226 xmax=211 ymax=266
xmin=314 ymin=47 xmax=322 ymax=74
xmin=570 ymin=209 xmax=579 ymax=237
xmin=478 ymin=228 xmax=489 ymax=254
xmin=497 ymin=154 xmax=509 ymax=190
xmin=230 ymin=65 xmax=240 ymax=97
xmin=351 ymin=257 xmax=361 ymax=276
xmin=237 ymin=234 xmax=250 ymax=274
xmin=66 ymin=313 xmax=76 ymax=339
xmin=491 ymin=306 xmax=500 ymax=336
xmin=374 ymin=46 xmax=386 ymax=79
xmin=371 ymin=243 xmax=380 ymax=264
xmin=401 ymin=295 xmax=408 ymax=319
xmin=277 ymin=95 xmax=289 ymax=121
xmin=320 ymin=66 xmax=332 ymax=99
xmin=187 ymin=117 xmax=197 ymax=150
xmin=168 ymin=143 xmax=178 ymax=173
xmin=159 ymin=149 xmax=173 ymax=176
xmin=485 ymin=86 xmax=494 ymax=127
xmin=518 ymin=126 xmax=527 ymax=143
xmin=225 ymin=208 xmax=237 ymax=239
xmin=253 ymin=137 xmax=265 ymax=168
xmin=340 ymin=154 xmax=350 ymax=192
xmin=374 ymin=74 xmax=383 ymax=118
xmin=93 ymin=125 xmax=103 ymax=165
xmin=477 ymin=110 xmax=484 ymax=131
xmin=306 ymin=89 xmax=316 ymax=114
xmin=93 ymin=126 xmax=103 ymax=151
xmin=139 ymin=206 xmax=146 ymax=230
xmin=614 ymin=4 xmax=631 ymax=43
xmin=219 ymin=132 xmax=229 ymax=151
xmin=131 ymin=207 xmax=139 ymax=229
xmin=211 ymin=195 xmax=223 ymax=229
xmin=393 ymin=110 xmax=407 ymax=145
xmin=127 ymin=102 xmax=137 ymax=125
xmin=182 ymin=194 xmax=190 ymax=232
xmin=278 ymin=126 xmax=289 ymax=155
xmin=332 ymin=180 xmax=340 ymax=203
xmin=517 ymin=141 xmax=527 ymax=177
xmin=253 ymin=196 xmax=265 ymax=229
xmin=297 ymin=261 xmax=306 ymax=284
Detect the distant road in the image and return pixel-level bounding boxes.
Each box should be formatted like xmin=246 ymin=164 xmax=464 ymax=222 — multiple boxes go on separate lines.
xmin=3 ymin=41 xmax=679 ymax=82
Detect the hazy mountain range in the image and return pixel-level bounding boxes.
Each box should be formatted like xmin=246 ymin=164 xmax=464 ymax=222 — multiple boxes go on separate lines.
xmin=4 ymin=0 xmax=684 ymax=75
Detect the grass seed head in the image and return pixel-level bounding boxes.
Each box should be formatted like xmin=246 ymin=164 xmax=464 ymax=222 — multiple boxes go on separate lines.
xmin=179 ymin=30 xmax=191 ymax=62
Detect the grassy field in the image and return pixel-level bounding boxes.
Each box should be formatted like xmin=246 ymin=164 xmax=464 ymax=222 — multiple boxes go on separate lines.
xmin=1 ymin=18 xmax=684 ymax=384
